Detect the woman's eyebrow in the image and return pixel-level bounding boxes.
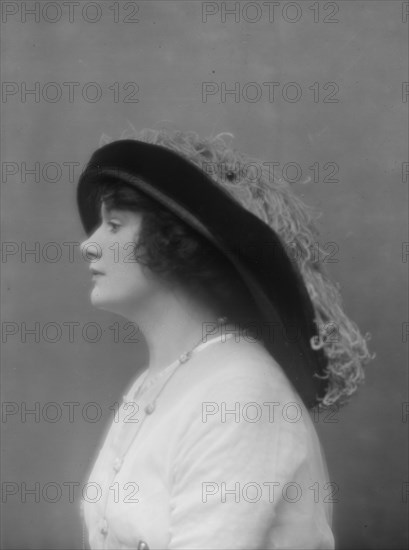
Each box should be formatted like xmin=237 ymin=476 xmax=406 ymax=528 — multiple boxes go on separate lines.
xmin=106 ymin=209 xmax=123 ymax=217
xmin=100 ymin=205 xmax=124 ymax=218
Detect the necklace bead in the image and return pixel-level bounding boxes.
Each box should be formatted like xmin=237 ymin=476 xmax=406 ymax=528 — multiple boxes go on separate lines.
xmin=144 ymin=403 xmax=156 ymax=415
xmin=112 ymin=457 xmax=123 ymax=473
xmin=179 ymin=351 xmax=191 ymax=363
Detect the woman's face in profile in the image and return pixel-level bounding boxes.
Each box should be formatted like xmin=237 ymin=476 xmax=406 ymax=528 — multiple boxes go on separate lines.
xmin=80 ymin=203 xmax=159 ymax=317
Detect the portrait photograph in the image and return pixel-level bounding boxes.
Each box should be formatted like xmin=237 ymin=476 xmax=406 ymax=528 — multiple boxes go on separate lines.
xmin=1 ymin=1 xmax=408 ymax=549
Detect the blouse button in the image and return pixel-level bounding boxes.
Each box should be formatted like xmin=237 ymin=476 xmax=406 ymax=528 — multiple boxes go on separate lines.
xmin=137 ymin=541 xmax=150 ymax=550
xmin=144 ymin=403 xmax=155 ymax=415
xmin=99 ymin=518 xmax=108 ymax=536
xmin=112 ymin=457 xmax=123 ymax=473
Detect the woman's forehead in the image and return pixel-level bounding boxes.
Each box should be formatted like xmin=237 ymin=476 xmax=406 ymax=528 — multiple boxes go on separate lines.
xmin=100 ymin=202 xmax=142 ymax=221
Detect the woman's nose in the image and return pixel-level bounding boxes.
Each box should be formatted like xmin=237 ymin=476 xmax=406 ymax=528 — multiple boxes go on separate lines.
xmin=80 ymin=235 xmax=102 ymax=262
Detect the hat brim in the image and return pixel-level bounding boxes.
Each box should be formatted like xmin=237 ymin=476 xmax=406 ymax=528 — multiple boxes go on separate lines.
xmin=77 ymin=139 xmax=328 ymax=407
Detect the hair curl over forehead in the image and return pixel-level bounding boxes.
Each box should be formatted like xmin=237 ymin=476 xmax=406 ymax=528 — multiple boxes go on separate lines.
xmin=98 ymin=125 xmax=374 ymax=408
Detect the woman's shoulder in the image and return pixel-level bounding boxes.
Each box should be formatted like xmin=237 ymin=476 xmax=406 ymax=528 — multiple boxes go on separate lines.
xmin=173 ymin=334 xmax=302 ymax=406
xmin=203 ymin=334 xmax=290 ymax=379
xmin=163 ymin=334 xmax=320 ymax=465
xmin=161 ymin=335 xmax=324 ymax=476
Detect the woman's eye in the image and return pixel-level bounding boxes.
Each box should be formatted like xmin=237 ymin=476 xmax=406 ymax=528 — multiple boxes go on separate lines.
xmin=108 ymin=221 xmax=121 ymax=233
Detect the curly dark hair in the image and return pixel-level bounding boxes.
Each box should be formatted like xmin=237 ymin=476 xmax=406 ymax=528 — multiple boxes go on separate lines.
xmin=96 ymin=178 xmax=263 ymax=336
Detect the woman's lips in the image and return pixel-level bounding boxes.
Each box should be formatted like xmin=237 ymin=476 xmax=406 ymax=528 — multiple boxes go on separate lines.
xmin=90 ymin=268 xmax=105 ymax=275
xmin=90 ymin=269 xmax=105 ymax=280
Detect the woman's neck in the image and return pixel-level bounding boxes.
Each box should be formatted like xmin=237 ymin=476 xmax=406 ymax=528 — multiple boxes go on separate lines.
xmin=127 ymin=286 xmax=223 ymax=378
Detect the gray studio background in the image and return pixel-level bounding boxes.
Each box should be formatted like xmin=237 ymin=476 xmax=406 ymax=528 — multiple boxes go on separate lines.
xmin=1 ymin=1 xmax=408 ymax=548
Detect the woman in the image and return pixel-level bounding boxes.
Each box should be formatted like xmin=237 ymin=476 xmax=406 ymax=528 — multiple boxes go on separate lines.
xmin=77 ymin=128 xmax=372 ymax=549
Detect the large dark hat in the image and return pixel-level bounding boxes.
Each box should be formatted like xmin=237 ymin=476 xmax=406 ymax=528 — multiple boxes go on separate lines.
xmin=77 ymin=138 xmax=330 ymax=407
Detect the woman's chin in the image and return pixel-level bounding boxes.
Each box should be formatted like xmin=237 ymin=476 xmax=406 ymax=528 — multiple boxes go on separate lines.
xmin=90 ymin=291 xmax=132 ymax=317
xmin=90 ymin=290 xmax=115 ymax=311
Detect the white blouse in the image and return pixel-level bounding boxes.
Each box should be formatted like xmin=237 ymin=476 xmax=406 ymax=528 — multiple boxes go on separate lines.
xmin=82 ymin=333 xmax=335 ymax=550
